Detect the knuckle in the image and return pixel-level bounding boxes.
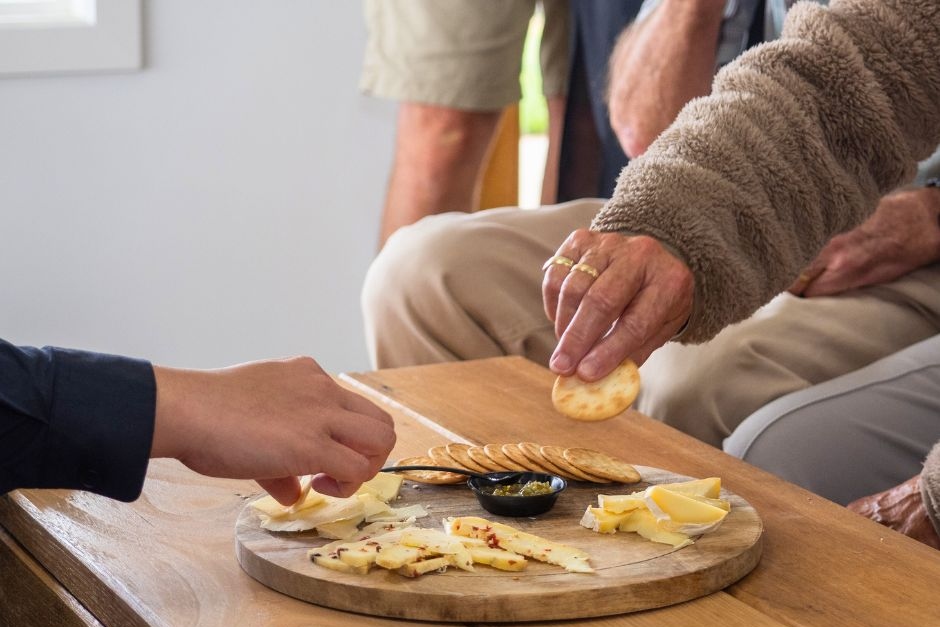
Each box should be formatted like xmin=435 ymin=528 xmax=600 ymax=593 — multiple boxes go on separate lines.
xmin=617 ymin=314 xmax=653 ymax=346
xmin=629 ymin=234 xmax=663 ymax=256
xmin=581 ymin=289 xmax=621 ymax=317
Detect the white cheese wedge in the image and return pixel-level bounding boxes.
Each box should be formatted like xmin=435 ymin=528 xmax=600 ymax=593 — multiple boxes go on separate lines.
xmin=643 ymin=485 xmax=728 ymax=535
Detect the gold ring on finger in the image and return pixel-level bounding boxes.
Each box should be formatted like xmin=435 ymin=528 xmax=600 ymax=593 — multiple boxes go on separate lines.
xmin=542 ymin=255 xmax=575 ymax=271
xmin=571 ymin=262 xmax=599 ymax=279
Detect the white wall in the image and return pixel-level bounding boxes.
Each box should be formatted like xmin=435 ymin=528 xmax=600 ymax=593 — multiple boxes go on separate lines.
xmin=0 ymin=1 xmax=396 ymax=373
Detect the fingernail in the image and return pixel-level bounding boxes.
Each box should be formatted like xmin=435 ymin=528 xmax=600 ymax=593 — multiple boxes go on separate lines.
xmin=551 ymin=353 xmax=571 ymax=372
xmin=579 ymin=359 xmax=598 ymax=380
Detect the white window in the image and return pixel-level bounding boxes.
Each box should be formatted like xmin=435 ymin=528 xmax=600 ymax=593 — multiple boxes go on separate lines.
xmin=0 ymin=0 xmax=141 ymax=76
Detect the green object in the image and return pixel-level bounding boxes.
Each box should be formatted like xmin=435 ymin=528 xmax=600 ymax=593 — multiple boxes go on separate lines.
xmin=487 ymin=480 xmax=555 ymax=497
xmin=519 ymin=11 xmax=549 ymax=136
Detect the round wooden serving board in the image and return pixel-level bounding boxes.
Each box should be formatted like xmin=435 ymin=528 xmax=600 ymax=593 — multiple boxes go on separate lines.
xmin=235 ymin=466 xmax=762 ymax=622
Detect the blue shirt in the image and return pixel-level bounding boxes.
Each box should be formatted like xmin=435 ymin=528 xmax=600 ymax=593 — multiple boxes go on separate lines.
xmin=0 ymin=339 xmax=156 ymax=502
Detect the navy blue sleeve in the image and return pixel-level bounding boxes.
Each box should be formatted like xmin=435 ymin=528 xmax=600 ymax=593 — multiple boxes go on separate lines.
xmin=0 ymin=339 xmax=156 ymax=502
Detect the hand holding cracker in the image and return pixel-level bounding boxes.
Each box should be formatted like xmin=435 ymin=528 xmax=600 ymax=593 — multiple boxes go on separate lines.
xmin=540 ymin=230 xmax=693 ymax=380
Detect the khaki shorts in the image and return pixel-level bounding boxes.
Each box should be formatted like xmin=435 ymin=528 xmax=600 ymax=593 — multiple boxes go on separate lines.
xmin=361 ymin=0 xmax=569 ymax=111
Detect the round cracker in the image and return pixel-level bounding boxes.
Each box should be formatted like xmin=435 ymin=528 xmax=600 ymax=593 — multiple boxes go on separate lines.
xmin=562 ymin=447 xmax=641 ymax=484
xmin=516 ymin=441 xmax=572 ymax=479
xmin=445 ymin=443 xmax=489 ymax=473
xmin=502 ymin=443 xmax=554 ymax=474
xmin=427 ymin=445 xmax=462 ymax=469
xmin=467 ymin=445 xmax=511 ymax=472
xmin=483 ymin=444 xmax=527 ymax=471
xmin=391 ymin=456 xmax=465 ymax=485
xmin=552 ymin=358 xmax=640 ymax=421
xmin=540 ymin=445 xmax=610 ymax=483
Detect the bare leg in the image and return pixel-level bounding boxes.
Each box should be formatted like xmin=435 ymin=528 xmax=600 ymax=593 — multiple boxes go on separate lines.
xmin=378 ymin=103 xmax=503 ymax=248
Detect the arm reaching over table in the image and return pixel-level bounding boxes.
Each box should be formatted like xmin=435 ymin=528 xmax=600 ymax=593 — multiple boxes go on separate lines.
xmin=546 ymin=0 xmax=940 ymax=380
xmin=151 ymin=357 xmax=396 ymax=503
xmin=0 ymin=340 xmax=396 ymax=505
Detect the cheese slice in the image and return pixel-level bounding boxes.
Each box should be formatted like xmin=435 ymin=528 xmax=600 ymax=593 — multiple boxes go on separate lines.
xmin=467 ymin=546 xmax=528 ymax=571
xmin=315 ymin=515 xmax=367 ymax=540
xmin=355 ymin=473 xmax=405 ymax=502
xmin=255 ymin=472 xmax=406 ymax=533
xmin=596 ymin=492 xmax=646 ymax=514
xmin=259 ymin=496 xmax=365 ymax=532
xmin=655 ymin=477 xmax=722 ymax=499
xmin=644 ymin=485 xmax=728 ymax=535
xmin=618 ymin=508 xmax=693 ymax=548
xmin=400 ymin=528 xmax=475 ymax=571
xmin=250 ymin=489 xmax=326 ymax=519
xmin=579 ymin=506 xmax=632 ymax=534
xmin=445 ymin=516 xmax=593 ymax=573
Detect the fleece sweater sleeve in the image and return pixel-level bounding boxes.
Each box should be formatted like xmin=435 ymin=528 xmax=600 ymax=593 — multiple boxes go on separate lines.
xmin=0 ymin=339 xmax=156 ymax=502
xmin=591 ymin=0 xmax=940 ymax=342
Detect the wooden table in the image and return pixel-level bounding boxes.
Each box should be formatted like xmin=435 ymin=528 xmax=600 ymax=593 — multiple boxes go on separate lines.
xmin=2 ymin=357 xmax=939 ymax=626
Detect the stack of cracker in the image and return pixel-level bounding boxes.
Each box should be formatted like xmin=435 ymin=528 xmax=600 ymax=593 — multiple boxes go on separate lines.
xmin=392 ymin=442 xmax=641 ymax=485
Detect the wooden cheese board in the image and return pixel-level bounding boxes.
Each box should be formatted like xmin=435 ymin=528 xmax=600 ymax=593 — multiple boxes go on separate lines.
xmin=235 ymin=466 xmax=763 ymax=623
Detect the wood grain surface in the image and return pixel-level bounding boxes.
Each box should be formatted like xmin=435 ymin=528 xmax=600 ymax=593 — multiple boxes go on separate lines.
xmin=235 ymin=466 xmax=762 ymax=622
xmin=344 ymin=357 xmax=940 ymax=627
xmin=1 ymin=357 xmax=937 ymax=626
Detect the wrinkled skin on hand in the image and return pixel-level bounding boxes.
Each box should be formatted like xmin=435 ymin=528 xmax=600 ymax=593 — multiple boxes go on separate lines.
xmin=847 ymin=475 xmax=940 ymax=550
xmin=789 ymin=187 xmax=940 ymax=297
xmin=542 ymin=229 xmax=694 ymax=381
xmin=152 ymin=356 xmax=396 ymax=506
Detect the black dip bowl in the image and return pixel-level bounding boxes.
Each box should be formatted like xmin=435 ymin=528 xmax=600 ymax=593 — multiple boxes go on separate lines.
xmin=467 ymin=472 xmax=567 ymax=517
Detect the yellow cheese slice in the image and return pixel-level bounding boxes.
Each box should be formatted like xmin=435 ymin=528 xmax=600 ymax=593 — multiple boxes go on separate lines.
xmin=355 ymin=473 xmax=404 ymax=502
xmin=259 ymin=496 xmax=365 ymax=532
xmin=579 ymin=506 xmax=632 ymax=533
xmin=644 ymin=485 xmax=728 ymax=535
xmin=315 ymin=515 xmax=366 ymax=540
xmin=250 ymin=489 xmax=326 ymax=519
xmin=618 ymin=508 xmax=693 ymax=548
xmin=401 ymin=528 xmax=475 ymax=571
xmin=655 ymin=477 xmax=721 ymax=499
xmin=445 ymin=516 xmax=593 ymax=573
xmin=596 ymin=493 xmax=646 ymax=514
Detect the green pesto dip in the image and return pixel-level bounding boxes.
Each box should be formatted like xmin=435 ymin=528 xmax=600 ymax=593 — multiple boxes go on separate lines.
xmin=487 ymin=480 xmax=554 ymax=497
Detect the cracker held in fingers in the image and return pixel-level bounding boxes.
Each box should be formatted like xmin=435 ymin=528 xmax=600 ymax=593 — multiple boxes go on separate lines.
xmin=552 ymin=358 xmax=640 ymax=421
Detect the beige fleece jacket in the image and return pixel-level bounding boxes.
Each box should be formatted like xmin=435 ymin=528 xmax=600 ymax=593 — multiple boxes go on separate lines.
xmin=592 ymin=0 xmax=940 ymax=532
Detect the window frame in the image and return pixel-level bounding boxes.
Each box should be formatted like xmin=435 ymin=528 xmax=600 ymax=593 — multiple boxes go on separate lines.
xmin=0 ymin=0 xmax=141 ymax=77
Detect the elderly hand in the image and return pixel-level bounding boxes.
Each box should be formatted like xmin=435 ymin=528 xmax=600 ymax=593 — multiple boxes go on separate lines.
xmin=847 ymin=475 xmax=940 ymax=549
xmin=542 ymin=229 xmax=694 ymax=381
xmin=151 ymin=356 xmax=396 ymax=505
xmin=789 ymin=187 xmax=940 ymax=297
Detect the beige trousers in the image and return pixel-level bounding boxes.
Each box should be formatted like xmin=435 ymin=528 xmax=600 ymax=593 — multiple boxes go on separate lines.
xmin=362 ymin=200 xmax=940 ymax=447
